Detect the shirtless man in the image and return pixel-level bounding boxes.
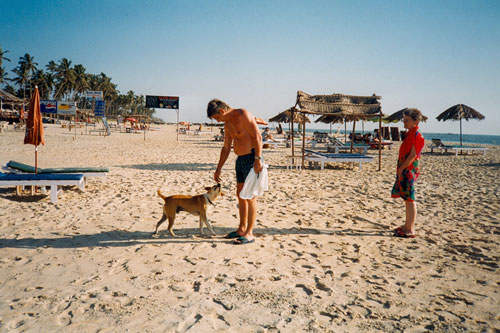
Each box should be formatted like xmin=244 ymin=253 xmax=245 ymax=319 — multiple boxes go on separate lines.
xmin=207 ymin=99 xmax=262 ymax=245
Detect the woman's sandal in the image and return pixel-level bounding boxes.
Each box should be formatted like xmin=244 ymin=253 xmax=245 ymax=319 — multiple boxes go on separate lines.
xmin=394 ymin=229 xmax=416 ymax=238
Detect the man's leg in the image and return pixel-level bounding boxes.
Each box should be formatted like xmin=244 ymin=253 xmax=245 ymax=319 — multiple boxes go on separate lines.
xmin=236 ymin=183 xmax=248 ymax=235
xmin=404 ymin=200 xmax=417 ymax=234
xmin=241 ymin=196 xmax=257 ymax=241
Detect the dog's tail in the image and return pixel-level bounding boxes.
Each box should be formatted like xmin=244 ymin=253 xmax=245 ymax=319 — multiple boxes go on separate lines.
xmin=157 ymin=189 xmax=167 ymax=200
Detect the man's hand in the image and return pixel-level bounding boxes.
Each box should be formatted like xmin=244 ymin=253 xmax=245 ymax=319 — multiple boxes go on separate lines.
xmin=214 ymin=169 xmax=222 ymax=183
xmin=253 ymin=159 xmax=263 ymax=173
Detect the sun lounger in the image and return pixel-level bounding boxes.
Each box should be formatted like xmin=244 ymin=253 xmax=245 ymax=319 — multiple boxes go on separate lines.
xmin=327 ymin=143 xmax=370 ymax=154
xmin=286 ymin=139 xmax=317 ymax=148
xmin=368 ymin=140 xmax=393 ymax=150
xmin=263 ymin=138 xmax=286 ymax=149
xmin=3 ymin=160 xmax=108 ymax=184
xmin=313 ymin=132 xmax=330 ymax=143
xmin=186 ymin=130 xmax=212 ymax=136
xmin=327 ymin=137 xmax=370 ymax=153
xmin=0 ymin=172 xmax=85 ymax=203
xmin=304 ymin=149 xmax=374 ymax=170
xmin=429 ymin=139 xmax=487 ymax=156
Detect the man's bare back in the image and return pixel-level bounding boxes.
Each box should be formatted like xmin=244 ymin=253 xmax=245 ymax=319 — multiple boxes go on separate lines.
xmin=224 ymin=109 xmax=259 ymax=156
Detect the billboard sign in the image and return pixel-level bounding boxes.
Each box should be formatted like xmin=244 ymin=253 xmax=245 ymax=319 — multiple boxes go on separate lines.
xmin=40 ymin=100 xmax=57 ymax=114
xmin=146 ymin=95 xmax=179 ymax=109
xmin=95 ymin=100 xmax=105 ymax=117
xmin=85 ymin=91 xmax=103 ymax=101
xmin=57 ymin=101 xmax=77 ymax=115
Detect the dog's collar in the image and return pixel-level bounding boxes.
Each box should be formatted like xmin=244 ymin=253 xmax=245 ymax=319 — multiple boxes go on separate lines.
xmin=203 ymin=193 xmax=215 ymax=206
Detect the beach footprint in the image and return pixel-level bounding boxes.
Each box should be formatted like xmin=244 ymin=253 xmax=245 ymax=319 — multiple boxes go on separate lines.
xmin=7 ymin=318 xmax=26 ymax=330
xmin=56 ymin=311 xmax=73 ymax=326
xmin=177 ymin=313 xmax=203 ymax=332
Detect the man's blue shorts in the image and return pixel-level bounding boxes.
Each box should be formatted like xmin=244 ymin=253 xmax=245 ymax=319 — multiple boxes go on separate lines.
xmin=235 ymin=149 xmax=262 ymax=183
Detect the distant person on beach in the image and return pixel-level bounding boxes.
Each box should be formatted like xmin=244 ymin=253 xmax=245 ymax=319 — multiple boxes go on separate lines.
xmin=373 ymin=129 xmax=381 ymax=142
xmin=207 ymin=99 xmax=263 ymax=245
xmin=261 ymin=127 xmax=278 ymax=142
xmin=392 ymin=109 xmax=425 ymax=238
xmin=363 ymin=133 xmax=372 ymax=143
xmin=276 ymin=123 xmax=283 ymax=134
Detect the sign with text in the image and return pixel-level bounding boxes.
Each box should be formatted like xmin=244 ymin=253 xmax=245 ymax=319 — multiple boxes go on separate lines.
xmin=40 ymin=100 xmax=57 ymax=114
xmin=146 ymin=95 xmax=179 ymax=109
xmin=85 ymin=91 xmax=103 ymax=101
xmin=57 ymin=101 xmax=77 ymax=115
xmin=95 ymin=100 xmax=105 ymax=117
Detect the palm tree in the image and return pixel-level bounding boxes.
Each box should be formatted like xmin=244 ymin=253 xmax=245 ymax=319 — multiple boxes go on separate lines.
xmin=4 ymin=84 xmax=16 ymax=96
xmin=46 ymin=60 xmax=57 ymax=74
xmin=32 ymin=69 xmax=54 ymax=100
xmin=54 ymin=58 xmax=75 ymax=100
xmin=18 ymin=53 xmax=38 ymax=98
xmin=126 ymin=90 xmax=135 ymax=112
xmin=0 ymin=47 xmax=11 ymax=67
xmin=95 ymin=72 xmax=118 ymax=114
xmin=11 ymin=65 xmax=29 ymax=102
xmin=0 ymin=67 xmax=8 ymax=87
xmin=73 ymin=64 xmax=89 ymax=105
xmin=86 ymin=72 xmax=119 ymax=115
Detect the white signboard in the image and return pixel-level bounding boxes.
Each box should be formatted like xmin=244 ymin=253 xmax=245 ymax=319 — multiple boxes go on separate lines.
xmin=85 ymin=91 xmax=103 ymax=100
xmin=57 ymin=101 xmax=77 ymax=115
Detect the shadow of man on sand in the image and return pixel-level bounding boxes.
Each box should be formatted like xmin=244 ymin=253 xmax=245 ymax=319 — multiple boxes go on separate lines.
xmin=0 ymin=225 xmax=391 ymax=249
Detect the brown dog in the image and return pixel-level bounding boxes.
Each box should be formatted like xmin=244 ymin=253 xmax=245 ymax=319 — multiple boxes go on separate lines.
xmin=154 ymin=183 xmax=224 ymax=237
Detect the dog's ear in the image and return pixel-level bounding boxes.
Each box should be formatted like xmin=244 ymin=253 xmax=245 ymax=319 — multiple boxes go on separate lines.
xmin=205 ymin=186 xmax=211 ymax=191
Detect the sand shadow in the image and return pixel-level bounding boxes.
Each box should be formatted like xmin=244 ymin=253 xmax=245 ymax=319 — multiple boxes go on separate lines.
xmin=471 ymin=162 xmax=500 ymax=168
xmin=119 ymin=162 xmax=217 ymax=171
xmin=0 ymin=226 xmax=393 ymax=249
xmin=0 ymin=187 xmax=83 ymax=202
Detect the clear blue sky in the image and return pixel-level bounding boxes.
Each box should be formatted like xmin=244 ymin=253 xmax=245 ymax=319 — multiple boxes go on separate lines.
xmin=2 ymin=0 xmax=499 ymax=134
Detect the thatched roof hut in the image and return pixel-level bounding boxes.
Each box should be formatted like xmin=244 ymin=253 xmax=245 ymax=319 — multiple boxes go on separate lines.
xmin=385 ymin=108 xmax=428 ymax=123
xmin=436 ymin=104 xmax=485 ymax=146
xmin=293 ymin=90 xmax=385 ymax=170
xmin=436 ymin=104 xmax=484 ymax=121
xmin=0 ymin=89 xmax=24 ymax=109
xmin=296 ymin=91 xmax=381 ymax=116
xmin=269 ymin=107 xmax=310 ymax=124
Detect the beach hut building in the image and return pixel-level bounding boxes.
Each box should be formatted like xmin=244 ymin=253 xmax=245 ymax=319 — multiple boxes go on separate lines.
xmin=292 ymin=91 xmax=384 ymax=170
xmin=0 ymin=89 xmax=24 ymax=123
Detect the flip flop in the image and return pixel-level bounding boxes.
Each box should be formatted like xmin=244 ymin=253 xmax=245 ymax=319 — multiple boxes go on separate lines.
xmin=394 ymin=229 xmax=416 ymax=238
xmin=233 ymin=236 xmax=255 ymax=245
xmin=224 ymin=231 xmax=240 ymax=239
xmin=393 ymin=226 xmax=403 ymax=233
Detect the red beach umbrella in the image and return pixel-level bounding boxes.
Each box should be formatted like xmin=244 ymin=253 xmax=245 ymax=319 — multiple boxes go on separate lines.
xmin=255 ymin=117 xmax=268 ymax=125
xmin=24 ymin=86 xmax=44 ymax=173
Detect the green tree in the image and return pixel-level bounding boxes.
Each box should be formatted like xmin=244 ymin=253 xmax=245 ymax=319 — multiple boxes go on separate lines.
xmin=0 ymin=67 xmax=8 ymax=87
xmin=0 ymin=46 xmax=11 ymax=67
xmin=54 ymin=58 xmax=75 ymax=100
xmin=32 ymin=69 xmax=54 ymax=100
xmin=4 ymin=84 xmax=16 ymax=95
xmin=18 ymin=53 xmax=38 ymax=98
xmin=73 ymin=64 xmax=89 ymax=106
xmin=46 ymin=60 xmax=57 ymax=74
xmin=11 ymin=65 xmax=29 ymax=102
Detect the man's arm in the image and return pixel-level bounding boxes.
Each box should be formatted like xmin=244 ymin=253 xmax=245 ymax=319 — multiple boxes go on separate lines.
xmin=214 ymin=127 xmax=233 ymax=183
xmin=241 ymin=110 xmax=263 ymax=172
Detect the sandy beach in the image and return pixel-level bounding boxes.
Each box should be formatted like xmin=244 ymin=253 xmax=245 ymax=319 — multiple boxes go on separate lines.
xmin=0 ymin=124 xmax=499 ymax=332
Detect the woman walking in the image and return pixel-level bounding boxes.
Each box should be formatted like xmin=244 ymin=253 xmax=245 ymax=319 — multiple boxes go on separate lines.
xmin=392 ymin=109 xmax=425 ymax=238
